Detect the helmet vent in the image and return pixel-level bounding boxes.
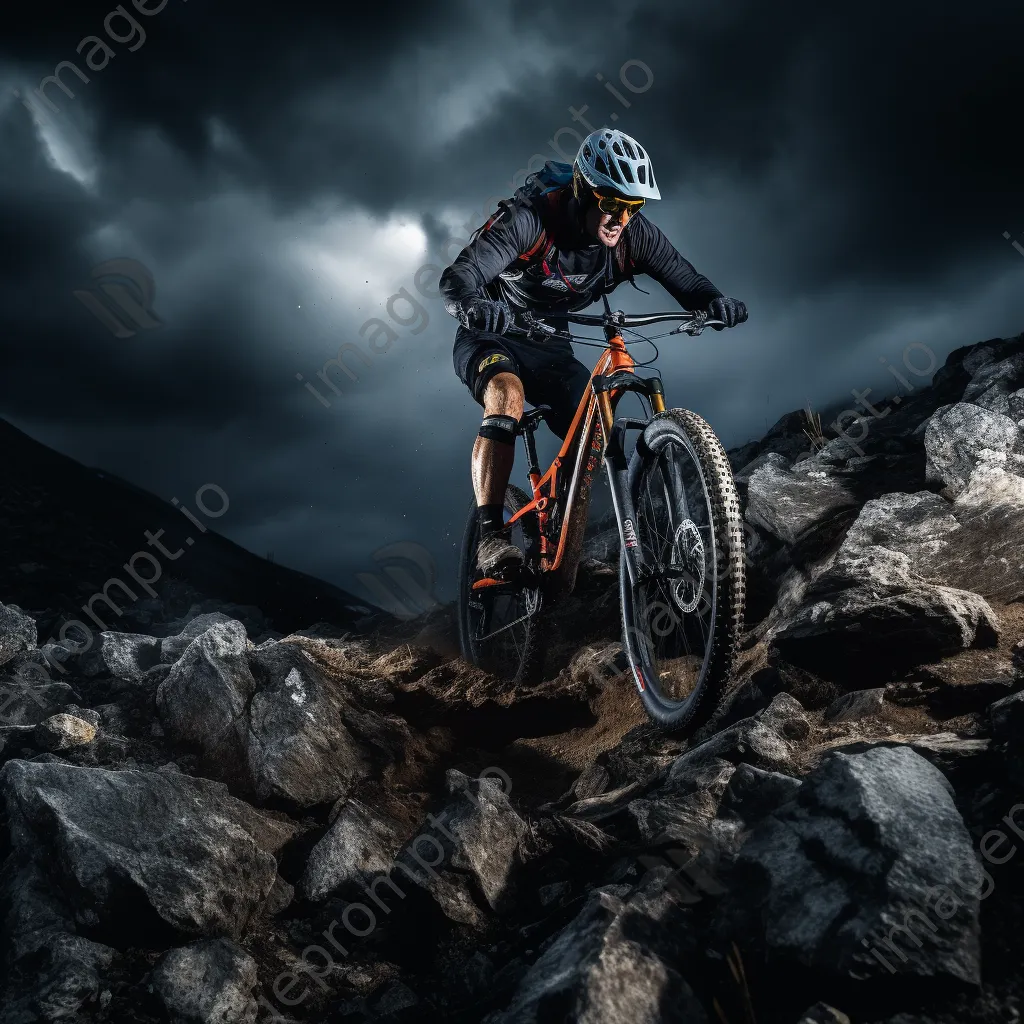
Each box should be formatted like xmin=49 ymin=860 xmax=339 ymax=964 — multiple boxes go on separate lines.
xmin=595 ymin=155 xmax=609 ymax=177
xmin=618 ymin=160 xmax=634 ymax=184
xmin=612 ymin=141 xmax=624 ymax=157
xmin=637 ymin=165 xmax=646 ymax=184
xmin=622 ymin=140 xmax=636 ymax=159
xmin=598 ymin=139 xmax=606 ymax=148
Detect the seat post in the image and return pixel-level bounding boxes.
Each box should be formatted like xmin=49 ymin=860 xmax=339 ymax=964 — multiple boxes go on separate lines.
xmin=519 ymin=405 xmax=550 ymax=478
xmin=520 ymin=413 xmax=541 ymax=478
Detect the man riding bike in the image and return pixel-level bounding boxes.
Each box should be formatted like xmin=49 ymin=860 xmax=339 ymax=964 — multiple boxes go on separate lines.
xmin=440 ymin=128 xmax=748 ymax=577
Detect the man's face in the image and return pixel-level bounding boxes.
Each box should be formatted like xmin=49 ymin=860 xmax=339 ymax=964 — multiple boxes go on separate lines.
xmin=585 ymin=204 xmax=631 ymax=247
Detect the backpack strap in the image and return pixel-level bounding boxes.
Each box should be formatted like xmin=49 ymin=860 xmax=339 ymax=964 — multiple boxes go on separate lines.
xmin=614 ymin=226 xmax=649 ymax=294
xmin=516 ymin=186 xmax=573 ymax=265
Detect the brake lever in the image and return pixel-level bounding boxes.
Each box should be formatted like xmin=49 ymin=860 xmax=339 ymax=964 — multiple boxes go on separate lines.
xmin=520 ymin=310 xmax=557 ymax=336
xmin=669 ymin=311 xmax=725 ymax=337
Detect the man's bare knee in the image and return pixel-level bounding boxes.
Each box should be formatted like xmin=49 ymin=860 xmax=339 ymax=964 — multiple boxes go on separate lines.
xmin=483 ymin=373 xmax=524 ymax=419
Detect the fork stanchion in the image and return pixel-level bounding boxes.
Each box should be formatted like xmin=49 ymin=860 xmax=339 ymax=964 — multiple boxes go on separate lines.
xmin=649 ymin=377 xmax=666 ymax=414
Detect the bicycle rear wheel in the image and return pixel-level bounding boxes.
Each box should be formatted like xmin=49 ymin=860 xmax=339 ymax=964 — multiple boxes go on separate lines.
xmin=458 ymin=485 xmax=546 ymax=686
xmin=619 ymin=409 xmax=745 ymax=732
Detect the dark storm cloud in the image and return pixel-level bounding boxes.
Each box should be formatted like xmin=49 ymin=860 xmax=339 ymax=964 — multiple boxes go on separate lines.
xmin=1 ymin=0 xmax=1022 ymax=600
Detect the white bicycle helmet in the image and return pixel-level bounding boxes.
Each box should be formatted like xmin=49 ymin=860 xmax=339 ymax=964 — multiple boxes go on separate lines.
xmin=574 ymin=129 xmax=661 ymax=201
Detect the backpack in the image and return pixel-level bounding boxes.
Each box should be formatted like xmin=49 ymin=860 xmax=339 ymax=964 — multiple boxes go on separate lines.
xmin=471 ymin=160 xmax=634 ymax=279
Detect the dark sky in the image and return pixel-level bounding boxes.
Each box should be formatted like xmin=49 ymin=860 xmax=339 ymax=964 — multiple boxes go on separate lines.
xmin=2 ymin=0 xmax=1023 ymax=605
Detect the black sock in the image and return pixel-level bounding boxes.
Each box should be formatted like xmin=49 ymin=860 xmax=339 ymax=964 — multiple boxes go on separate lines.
xmin=477 ymin=503 xmax=505 ymax=539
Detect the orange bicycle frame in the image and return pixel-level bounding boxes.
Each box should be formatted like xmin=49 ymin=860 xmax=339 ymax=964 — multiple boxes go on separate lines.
xmin=507 ymin=328 xmax=666 ymax=576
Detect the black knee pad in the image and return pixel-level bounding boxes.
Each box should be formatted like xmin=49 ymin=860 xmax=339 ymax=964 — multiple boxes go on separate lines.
xmin=478 ymin=414 xmax=519 ymax=444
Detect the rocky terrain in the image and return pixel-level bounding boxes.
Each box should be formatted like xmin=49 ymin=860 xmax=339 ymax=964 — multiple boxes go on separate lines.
xmin=1 ymin=332 xmax=1023 ymax=1023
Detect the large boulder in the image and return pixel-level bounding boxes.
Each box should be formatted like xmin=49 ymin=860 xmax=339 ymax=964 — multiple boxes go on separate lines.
xmin=714 ymin=746 xmax=982 ymax=984
xmin=0 ymin=760 xmax=296 ymax=942
xmin=772 ymin=547 xmax=999 ymax=681
xmin=924 ymin=402 xmax=1023 ymax=495
xmin=156 ymin=622 xmax=412 ymax=806
xmin=150 ymin=938 xmax=258 ymax=1024
xmin=838 ymin=480 xmax=1024 ymax=603
xmin=745 ymin=454 xmax=859 ymax=549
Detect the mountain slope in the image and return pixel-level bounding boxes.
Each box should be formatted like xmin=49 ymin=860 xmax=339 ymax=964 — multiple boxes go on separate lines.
xmin=0 ymin=416 xmax=375 ymax=638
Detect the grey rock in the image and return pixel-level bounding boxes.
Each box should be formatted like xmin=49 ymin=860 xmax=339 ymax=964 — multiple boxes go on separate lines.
xmin=0 ymin=663 xmax=80 ymax=726
xmin=265 ymin=875 xmax=294 ymax=916
xmin=396 ymin=771 xmax=529 ymax=926
xmin=772 ymin=547 xmax=999 ymax=680
xmin=97 ymin=631 xmax=161 ymax=683
xmin=160 ymin=612 xmax=236 ymax=665
xmin=484 ymin=875 xmax=707 ymax=1024
xmin=301 ymin=798 xmax=404 ymax=902
xmin=628 ymin=757 xmax=736 ymax=848
xmin=715 ymin=746 xmax=982 ymax=983
xmin=0 ymin=931 xmax=116 ymax=1024
xmin=839 ymin=492 xmax=961 ymax=567
xmin=924 ymin=403 xmax=1023 ymax=495
xmin=0 ymin=603 xmax=37 ymax=667
xmin=150 ymin=938 xmax=258 ymax=1024
xmin=946 ymin=466 xmax=1024 ymax=602
xmin=157 ymin=624 xmax=412 ymax=807
xmin=745 ymin=454 xmax=859 ymax=548
xmin=962 ymin=352 xmax=1024 ymax=415
xmin=838 ymin=483 xmax=1024 ymax=602
xmin=673 ymin=692 xmax=811 ymax=775
xmin=0 ymin=760 xmax=296 ymax=942
xmin=824 ymin=688 xmax=886 ymax=722
xmin=33 ymin=713 xmax=97 ymax=751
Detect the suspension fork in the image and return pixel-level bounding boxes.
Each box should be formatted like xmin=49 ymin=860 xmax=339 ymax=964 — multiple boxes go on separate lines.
xmin=602 ymin=414 xmax=649 ymax=591
xmin=595 ymin=375 xmax=666 ymax=592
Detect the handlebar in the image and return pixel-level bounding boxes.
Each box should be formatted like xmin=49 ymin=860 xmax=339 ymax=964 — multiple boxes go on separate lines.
xmin=506 ymin=307 xmax=724 ymax=342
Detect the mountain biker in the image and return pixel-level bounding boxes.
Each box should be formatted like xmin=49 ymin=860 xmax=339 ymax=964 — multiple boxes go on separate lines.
xmin=440 ymin=128 xmax=748 ymax=577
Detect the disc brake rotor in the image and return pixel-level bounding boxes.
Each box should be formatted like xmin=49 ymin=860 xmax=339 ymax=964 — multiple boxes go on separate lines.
xmin=670 ymin=519 xmax=705 ymax=613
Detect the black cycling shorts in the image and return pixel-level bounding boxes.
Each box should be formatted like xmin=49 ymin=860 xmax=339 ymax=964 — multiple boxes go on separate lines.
xmin=453 ymin=325 xmax=592 ymax=440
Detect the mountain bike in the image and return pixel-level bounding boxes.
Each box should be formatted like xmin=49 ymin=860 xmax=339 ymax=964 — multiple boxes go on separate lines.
xmin=457 ymin=300 xmax=745 ymax=734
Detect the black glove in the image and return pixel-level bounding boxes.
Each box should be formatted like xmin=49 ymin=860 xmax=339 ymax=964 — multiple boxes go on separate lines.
xmin=707 ymin=296 xmax=747 ymax=331
xmin=461 ymin=297 xmax=513 ymax=336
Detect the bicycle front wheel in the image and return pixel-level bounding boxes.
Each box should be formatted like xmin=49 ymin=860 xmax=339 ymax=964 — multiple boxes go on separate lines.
xmin=619 ymin=409 xmax=745 ymax=733
xmin=458 ymin=485 xmax=546 ymax=687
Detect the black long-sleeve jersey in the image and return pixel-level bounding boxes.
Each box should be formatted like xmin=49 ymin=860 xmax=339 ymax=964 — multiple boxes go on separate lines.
xmin=439 ymin=189 xmax=723 ymax=320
